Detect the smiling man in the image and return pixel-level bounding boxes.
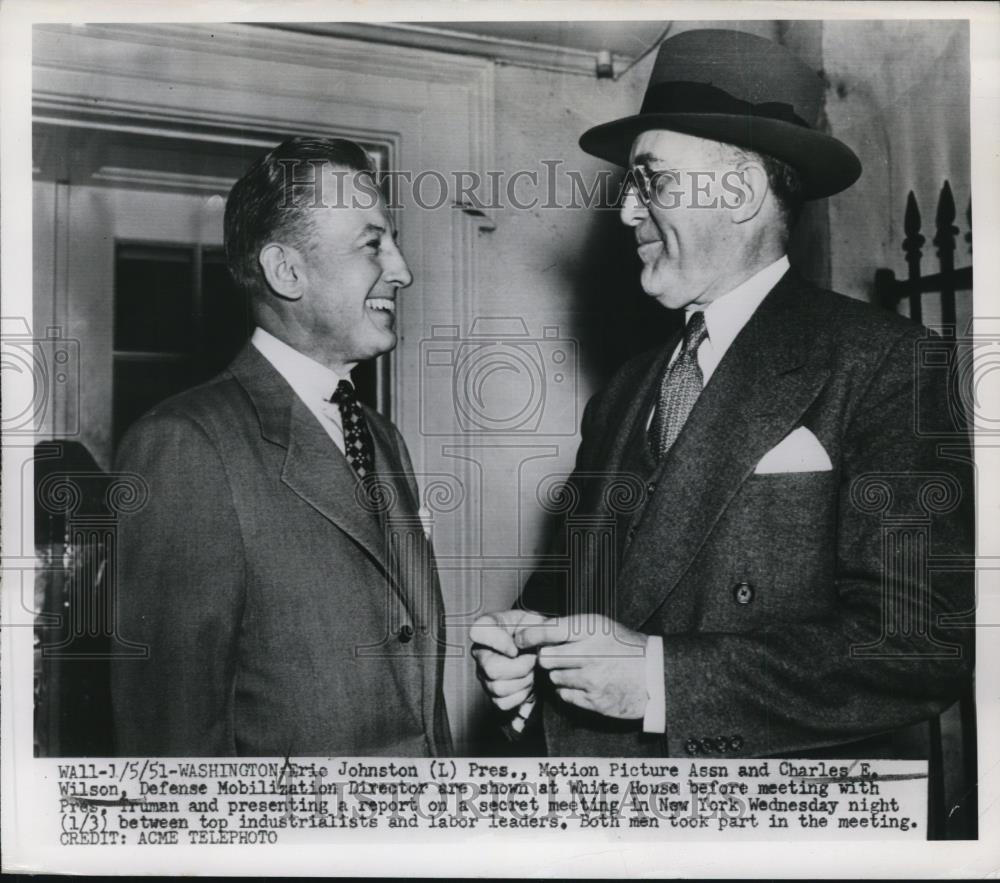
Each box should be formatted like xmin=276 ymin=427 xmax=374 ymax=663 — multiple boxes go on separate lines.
xmin=472 ymin=30 xmax=973 ymax=764
xmin=112 ymin=137 xmax=452 ymax=757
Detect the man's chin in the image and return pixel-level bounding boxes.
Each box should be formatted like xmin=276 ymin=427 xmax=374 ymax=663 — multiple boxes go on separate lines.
xmin=370 ymin=329 xmax=398 ymax=358
xmin=365 ymin=311 xmax=397 ymax=339
xmin=346 ymin=329 xmax=397 ymax=366
xmin=640 ymin=271 xmax=674 ymax=308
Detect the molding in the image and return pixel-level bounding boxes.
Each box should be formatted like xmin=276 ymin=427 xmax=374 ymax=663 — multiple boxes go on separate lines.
xmin=34 ymin=105 xmax=398 ymax=162
xmin=91 ymin=166 xmax=236 ymax=194
xmin=267 ymin=22 xmax=623 ymax=77
xmin=452 ymin=204 xmax=498 ymax=331
xmin=441 ymin=206 xmax=498 ymax=550
xmin=33 ymin=101 xmax=284 ymax=148
xmin=53 ymin=181 xmax=71 ymax=436
xmin=33 ymin=22 xmax=498 ymax=87
xmin=32 ymin=19 xmax=498 ymax=459
xmin=33 ymin=21 xmax=493 ymax=187
xmin=469 ymin=62 xmax=496 ymax=212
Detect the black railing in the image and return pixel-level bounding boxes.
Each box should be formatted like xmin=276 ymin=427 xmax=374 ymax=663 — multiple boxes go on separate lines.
xmin=875 ymin=181 xmax=972 ymax=329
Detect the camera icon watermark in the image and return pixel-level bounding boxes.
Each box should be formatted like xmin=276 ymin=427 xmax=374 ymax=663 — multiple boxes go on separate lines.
xmin=1 ymin=317 xmax=80 ymax=438
xmin=419 ymin=318 xmax=577 ymax=436
xmin=914 ymin=327 xmax=1000 ymax=437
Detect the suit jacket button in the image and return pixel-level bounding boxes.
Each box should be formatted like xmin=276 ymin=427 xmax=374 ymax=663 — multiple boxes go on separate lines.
xmin=398 ymin=624 xmax=414 ymax=643
xmin=700 ymin=737 xmax=716 ymax=753
xmin=733 ymin=581 xmax=755 ymax=605
xmin=730 ymin=735 xmax=745 ymax=752
xmin=684 ymin=738 xmax=700 ymax=755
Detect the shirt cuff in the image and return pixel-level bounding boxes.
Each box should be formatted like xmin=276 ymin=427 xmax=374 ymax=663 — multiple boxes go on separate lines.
xmin=642 ymin=635 xmax=666 ymax=734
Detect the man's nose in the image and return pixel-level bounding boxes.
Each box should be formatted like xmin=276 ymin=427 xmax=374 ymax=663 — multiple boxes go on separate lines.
xmin=619 ymin=185 xmax=647 ymax=227
xmin=383 ymin=243 xmax=413 ymax=289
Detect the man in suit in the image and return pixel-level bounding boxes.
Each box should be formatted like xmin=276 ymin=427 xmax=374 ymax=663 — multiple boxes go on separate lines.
xmin=112 ymin=137 xmax=452 ymax=757
xmin=472 ymin=29 xmax=974 ymax=759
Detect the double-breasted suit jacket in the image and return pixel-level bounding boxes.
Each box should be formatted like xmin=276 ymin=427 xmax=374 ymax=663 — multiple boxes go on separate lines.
xmin=111 ymin=344 xmax=452 ymax=757
xmin=523 ymin=271 xmax=974 ymax=758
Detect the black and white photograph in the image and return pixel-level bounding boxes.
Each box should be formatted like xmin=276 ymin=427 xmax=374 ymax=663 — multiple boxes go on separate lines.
xmin=2 ymin=0 xmax=998 ymax=876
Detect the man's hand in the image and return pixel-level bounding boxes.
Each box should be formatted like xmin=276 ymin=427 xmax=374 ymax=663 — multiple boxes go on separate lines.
xmin=514 ymin=613 xmax=649 ymax=719
xmin=470 ymin=609 xmax=547 ymax=711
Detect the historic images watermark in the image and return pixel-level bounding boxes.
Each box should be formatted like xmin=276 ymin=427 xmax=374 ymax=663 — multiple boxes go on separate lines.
xmin=274 ymin=159 xmax=754 ymax=212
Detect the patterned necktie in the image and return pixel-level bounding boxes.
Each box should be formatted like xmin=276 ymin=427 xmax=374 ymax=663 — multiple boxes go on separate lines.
xmin=330 ymin=380 xmax=376 ymax=479
xmin=649 ymin=310 xmax=709 ymax=459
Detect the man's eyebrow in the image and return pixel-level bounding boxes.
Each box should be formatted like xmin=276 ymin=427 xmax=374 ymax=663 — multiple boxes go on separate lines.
xmin=631 ymin=152 xmax=665 ymax=168
xmin=356 ymin=223 xmax=400 ymax=243
xmin=357 ymin=223 xmax=387 ymax=237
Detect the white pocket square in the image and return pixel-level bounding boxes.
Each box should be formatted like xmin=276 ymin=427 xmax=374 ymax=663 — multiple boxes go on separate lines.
xmin=754 ymin=426 xmax=832 ymax=474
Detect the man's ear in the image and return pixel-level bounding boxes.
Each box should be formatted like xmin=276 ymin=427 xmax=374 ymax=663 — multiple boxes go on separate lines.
xmin=258 ymin=242 xmax=306 ymax=300
xmin=727 ymin=161 xmax=770 ymax=224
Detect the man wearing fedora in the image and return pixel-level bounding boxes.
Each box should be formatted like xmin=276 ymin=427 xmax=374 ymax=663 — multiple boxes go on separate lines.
xmin=472 ymin=29 xmax=973 ymax=760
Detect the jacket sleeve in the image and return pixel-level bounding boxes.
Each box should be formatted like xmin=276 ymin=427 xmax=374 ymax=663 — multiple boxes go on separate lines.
xmin=110 ymin=413 xmax=246 ymax=756
xmin=659 ymin=330 xmax=975 ymax=756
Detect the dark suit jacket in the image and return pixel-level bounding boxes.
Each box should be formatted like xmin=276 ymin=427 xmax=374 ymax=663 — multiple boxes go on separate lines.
xmin=111 ymin=344 xmax=452 ymax=757
xmin=523 ymin=270 xmax=974 ymax=759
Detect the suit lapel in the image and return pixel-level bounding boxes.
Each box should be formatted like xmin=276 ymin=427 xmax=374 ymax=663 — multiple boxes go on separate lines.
xmin=616 ymin=273 xmax=834 ymax=629
xmin=366 ymin=414 xmax=439 ymax=628
xmin=281 ymin=396 xmax=391 ymax=572
xmin=228 ymin=345 xmax=397 ymax=598
xmin=228 ymin=344 xmax=444 ymax=750
xmin=366 ymin=415 xmax=422 ymax=522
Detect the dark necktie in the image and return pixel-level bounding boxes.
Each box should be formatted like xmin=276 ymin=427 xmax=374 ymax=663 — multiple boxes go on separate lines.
xmin=330 ymin=380 xmax=376 ymax=479
xmin=649 ymin=310 xmax=709 ymax=459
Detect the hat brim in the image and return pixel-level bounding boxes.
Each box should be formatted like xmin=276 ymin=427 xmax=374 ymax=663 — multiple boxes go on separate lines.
xmin=579 ymin=113 xmax=861 ymax=200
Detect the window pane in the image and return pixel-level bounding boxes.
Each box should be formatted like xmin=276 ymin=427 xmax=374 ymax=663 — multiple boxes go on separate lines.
xmin=114 ymin=244 xmax=195 ymax=353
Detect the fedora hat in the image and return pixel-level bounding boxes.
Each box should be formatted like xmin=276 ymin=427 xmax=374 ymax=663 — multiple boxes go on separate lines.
xmin=579 ymin=29 xmax=861 ymax=199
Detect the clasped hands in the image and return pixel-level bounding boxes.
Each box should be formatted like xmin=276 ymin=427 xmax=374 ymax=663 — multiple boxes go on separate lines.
xmin=470 ymin=610 xmax=649 ymax=720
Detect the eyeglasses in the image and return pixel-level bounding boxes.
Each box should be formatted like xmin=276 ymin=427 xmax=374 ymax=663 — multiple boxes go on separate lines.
xmin=626 ymin=165 xmax=692 ymax=206
xmin=625 ymin=164 xmax=743 ymax=208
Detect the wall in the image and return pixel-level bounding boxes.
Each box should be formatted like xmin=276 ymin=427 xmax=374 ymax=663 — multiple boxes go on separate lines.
xmin=443 ymin=59 xmax=651 ymax=750
xmin=820 ymin=20 xmax=971 ymax=331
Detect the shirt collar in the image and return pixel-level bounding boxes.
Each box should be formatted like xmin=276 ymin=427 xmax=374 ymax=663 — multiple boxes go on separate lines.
xmin=685 ymin=254 xmax=790 ymax=351
xmin=250 ymin=327 xmax=352 ymax=407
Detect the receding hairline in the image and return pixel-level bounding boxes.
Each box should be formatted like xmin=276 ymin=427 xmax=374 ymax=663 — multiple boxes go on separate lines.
xmin=268 ymin=163 xmax=385 ymax=238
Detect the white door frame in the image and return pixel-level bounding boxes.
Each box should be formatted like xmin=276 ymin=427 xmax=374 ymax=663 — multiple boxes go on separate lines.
xmin=33 ymin=22 xmax=498 ymax=747
xmin=33 ymin=21 xmax=496 ymax=469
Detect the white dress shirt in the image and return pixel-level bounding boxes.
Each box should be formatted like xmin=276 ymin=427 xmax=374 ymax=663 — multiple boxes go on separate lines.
xmin=250 ymin=327 xmax=353 ymax=455
xmin=642 ymin=254 xmax=790 ymax=733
